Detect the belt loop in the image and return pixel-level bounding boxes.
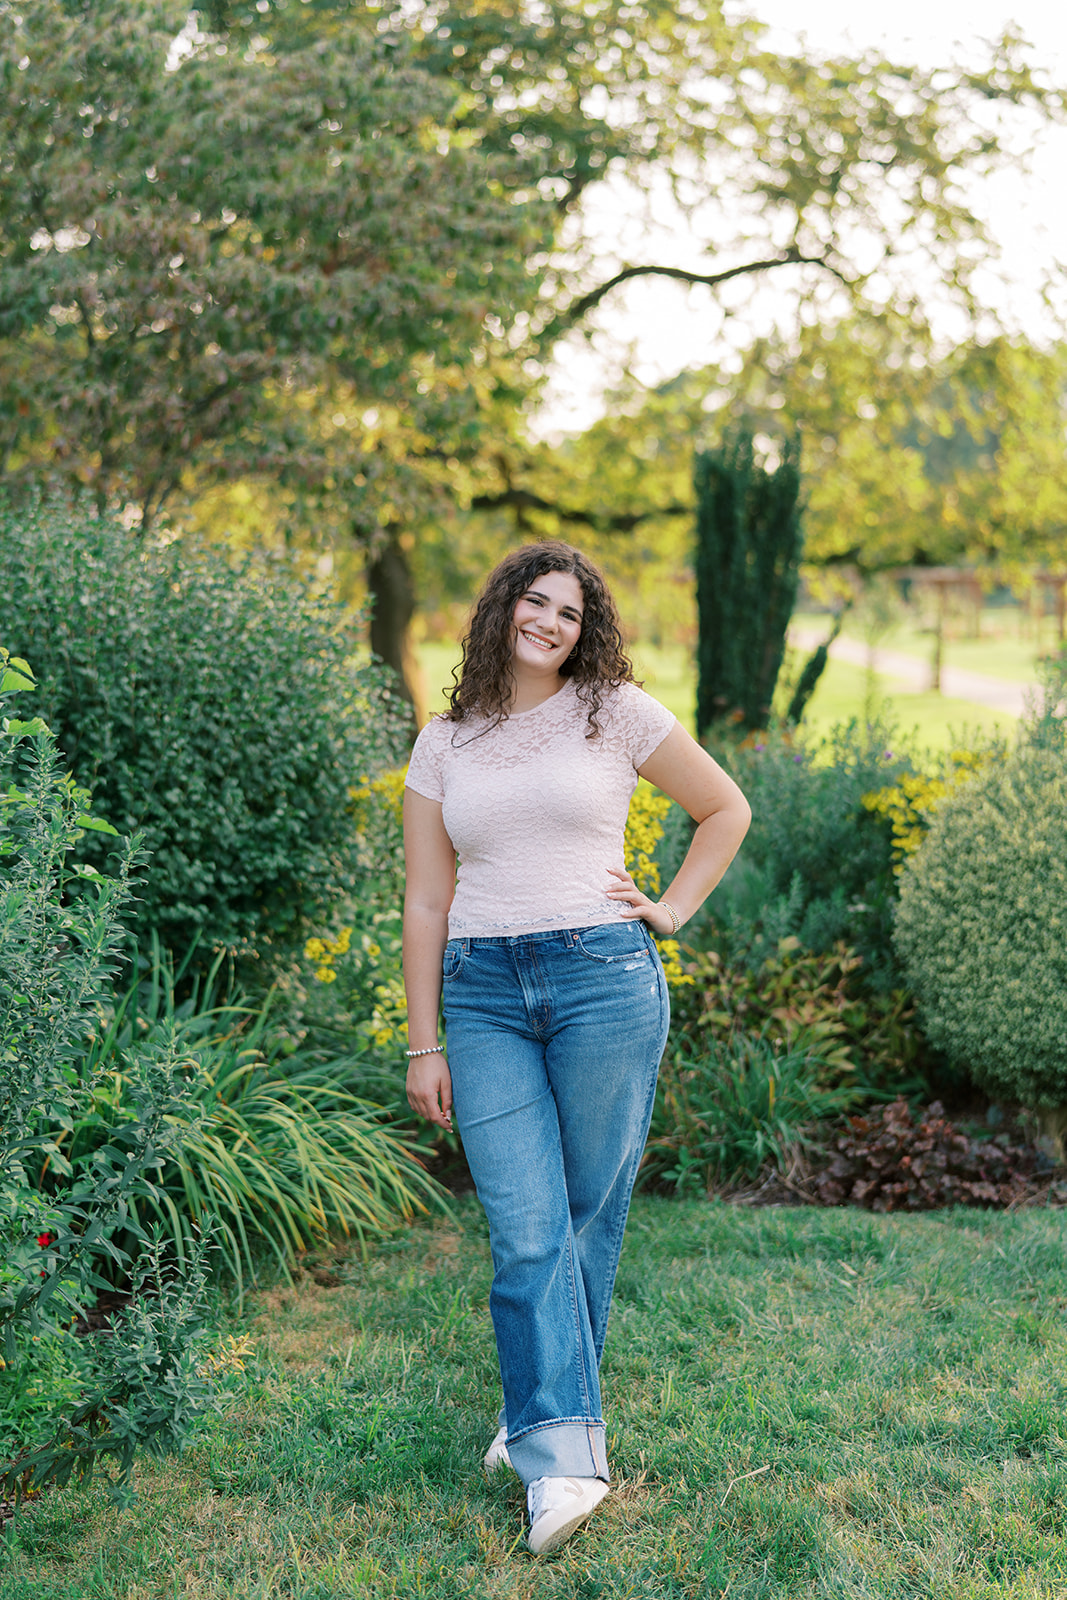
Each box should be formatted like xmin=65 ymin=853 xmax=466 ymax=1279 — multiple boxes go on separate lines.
xmin=461 ymin=937 xmax=470 ymax=955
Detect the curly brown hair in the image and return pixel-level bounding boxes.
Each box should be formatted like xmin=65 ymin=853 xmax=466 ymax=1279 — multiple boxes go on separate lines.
xmin=447 ymin=541 xmax=636 ymax=739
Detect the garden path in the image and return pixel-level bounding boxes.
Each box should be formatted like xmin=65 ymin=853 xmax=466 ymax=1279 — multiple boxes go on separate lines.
xmin=789 ymin=627 xmax=1032 ymax=715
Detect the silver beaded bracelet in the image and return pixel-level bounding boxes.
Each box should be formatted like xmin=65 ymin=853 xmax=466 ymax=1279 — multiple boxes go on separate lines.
xmin=405 ymin=1044 xmax=444 ymax=1059
xmin=659 ymin=900 xmax=681 ymax=935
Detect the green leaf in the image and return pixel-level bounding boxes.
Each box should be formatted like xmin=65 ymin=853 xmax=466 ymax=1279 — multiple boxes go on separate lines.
xmin=74 ymin=814 xmax=120 ymax=836
xmin=0 ymin=656 xmax=36 ymax=693
xmin=69 ymin=862 xmax=108 ymax=882
xmin=5 ymin=716 xmax=51 ymax=736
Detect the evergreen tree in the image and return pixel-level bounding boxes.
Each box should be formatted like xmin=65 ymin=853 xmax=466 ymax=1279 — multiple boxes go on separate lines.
xmin=694 ymin=432 xmax=802 ymax=735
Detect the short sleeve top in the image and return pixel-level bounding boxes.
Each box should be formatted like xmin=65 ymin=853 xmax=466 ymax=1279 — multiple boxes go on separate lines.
xmin=404 ymin=679 xmax=676 ymax=938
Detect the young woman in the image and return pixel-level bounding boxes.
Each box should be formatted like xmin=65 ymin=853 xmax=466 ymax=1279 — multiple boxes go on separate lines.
xmin=403 ymin=541 xmax=750 ymax=1555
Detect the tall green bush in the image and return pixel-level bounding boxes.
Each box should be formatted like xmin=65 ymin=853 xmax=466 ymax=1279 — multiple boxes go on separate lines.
xmin=694 ymin=429 xmax=802 ymax=736
xmin=0 ymin=499 xmax=409 ymax=955
xmin=706 ymin=718 xmax=909 ymax=988
xmin=895 ymin=742 xmax=1067 ymax=1113
xmin=0 ymin=653 xmax=216 ymax=1503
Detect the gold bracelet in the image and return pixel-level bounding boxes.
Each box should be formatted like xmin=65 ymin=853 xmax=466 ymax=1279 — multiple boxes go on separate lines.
xmin=660 ymin=901 xmax=681 ymax=934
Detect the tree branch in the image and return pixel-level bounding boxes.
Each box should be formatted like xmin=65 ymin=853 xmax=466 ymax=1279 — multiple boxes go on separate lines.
xmin=189 ymin=378 xmax=238 ymax=418
xmin=470 ymin=486 xmax=690 ymax=532
xmin=73 ymin=292 xmax=99 ymax=352
xmin=548 ymin=249 xmax=855 ymax=332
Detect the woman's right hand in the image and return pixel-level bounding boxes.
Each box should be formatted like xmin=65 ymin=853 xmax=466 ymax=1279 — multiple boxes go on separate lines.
xmin=406 ymin=1052 xmax=453 ymax=1131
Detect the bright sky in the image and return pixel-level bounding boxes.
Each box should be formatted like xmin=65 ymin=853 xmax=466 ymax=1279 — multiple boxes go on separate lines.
xmin=533 ymin=2 xmax=1067 ymax=435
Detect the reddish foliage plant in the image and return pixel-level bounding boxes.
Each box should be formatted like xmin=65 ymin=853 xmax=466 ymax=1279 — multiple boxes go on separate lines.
xmin=672 ymin=939 xmax=926 ymax=1092
xmin=815 ymin=1099 xmax=1038 ymax=1211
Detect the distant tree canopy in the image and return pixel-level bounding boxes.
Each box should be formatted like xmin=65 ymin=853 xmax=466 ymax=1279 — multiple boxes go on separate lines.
xmin=719 ymin=328 xmax=1067 ymax=578
xmin=2 ymin=1 xmax=1065 ymax=702
xmin=484 ymin=328 xmax=1067 ymax=609
xmin=0 ymin=0 xmax=545 ymax=530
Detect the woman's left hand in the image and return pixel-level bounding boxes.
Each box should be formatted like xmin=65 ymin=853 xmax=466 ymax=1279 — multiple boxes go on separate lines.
xmin=605 ymin=867 xmax=677 ymax=938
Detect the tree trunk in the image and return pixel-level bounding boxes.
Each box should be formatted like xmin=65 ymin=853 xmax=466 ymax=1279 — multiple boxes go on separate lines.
xmin=930 ymin=586 xmax=944 ymax=693
xmin=1035 ymin=1106 xmax=1067 ymax=1167
xmin=366 ymin=530 xmax=426 ymax=729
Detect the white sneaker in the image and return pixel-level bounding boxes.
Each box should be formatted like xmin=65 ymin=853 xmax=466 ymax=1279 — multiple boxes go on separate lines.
xmin=483 ymin=1425 xmax=513 ymax=1474
xmin=526 ymin=1475 xmax=610 ymax=1555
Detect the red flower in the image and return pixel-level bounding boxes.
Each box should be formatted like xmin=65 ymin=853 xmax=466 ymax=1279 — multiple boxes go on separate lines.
xmin=36 ymin=1231 xmax=56 ymax=1248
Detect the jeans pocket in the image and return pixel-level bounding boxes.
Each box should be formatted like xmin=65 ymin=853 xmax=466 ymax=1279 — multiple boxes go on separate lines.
xmin=573 ymin=923 xmax=651 ymax=965
xmin=442 ymin=940 xmax=466 ymax=980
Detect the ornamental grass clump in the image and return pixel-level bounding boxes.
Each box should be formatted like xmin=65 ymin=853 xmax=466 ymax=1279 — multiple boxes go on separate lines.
xmin=642 ymin=1033 xmax=859 ymax=1196
xmin=67 ymin=947 xmax=444 ymax=1301
xmin=894 ymin=742 xmax=1067 ymax=1122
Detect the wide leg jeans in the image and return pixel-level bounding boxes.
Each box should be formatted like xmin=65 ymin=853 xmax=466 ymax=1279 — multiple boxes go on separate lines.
xmin=442 ymin=921 xmax=670 ymax=1487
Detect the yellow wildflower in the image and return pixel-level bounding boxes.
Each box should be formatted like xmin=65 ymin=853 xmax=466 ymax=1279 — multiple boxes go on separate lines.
xmin=199 ymin=1334 xmax=256 ymax=1377
xmin=349 ymin=766 xmax=407 ymax=824
xmin=371 ymin=769 xmax=407 ymax=817
xmin=305 ymin=925 xmax=353 ymax=980
xmin=862 ymin=747 xmax=999 ymax=870
xmin=624 ymin=787 xmax=672 ymax=895
xmin=657 ymin=938 xmax=695 ymax=988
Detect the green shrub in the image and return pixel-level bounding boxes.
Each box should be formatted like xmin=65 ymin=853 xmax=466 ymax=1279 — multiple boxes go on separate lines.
xmin=642 ymin=1033 xmax=859 ymax=1196
xmin=0 ymin=1326 xmax=83 ymax=1465
xmin=705 ymin=718 xmax=911 ymax=987
xmin=0 ymin=653 xmax=215 ymax=1503
xmin=299 ymin=913 xmax=410 ymax=1081
xmin=0 ymin=499 xmax=409 ymax=956
xmin=895 ymin=743 xmax=1067 ymax=1111
xmin=4 ymin=1233 xmax=218 ymax=1504
xmin=296 ymin=769 xmax=409 ymax=1062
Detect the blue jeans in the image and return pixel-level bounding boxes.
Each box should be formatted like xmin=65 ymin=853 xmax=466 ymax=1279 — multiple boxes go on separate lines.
xmin=442 ymin=921 xmax=670 ymax=1487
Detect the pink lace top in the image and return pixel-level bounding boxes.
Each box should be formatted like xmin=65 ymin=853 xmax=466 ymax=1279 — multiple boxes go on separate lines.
xmin=404 ymin=680 xmax=676 ymax=938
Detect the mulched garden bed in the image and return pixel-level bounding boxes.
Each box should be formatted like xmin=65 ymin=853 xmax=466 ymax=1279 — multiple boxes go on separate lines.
xmin=726 ymin=1098 xmax=1067 ymax=1211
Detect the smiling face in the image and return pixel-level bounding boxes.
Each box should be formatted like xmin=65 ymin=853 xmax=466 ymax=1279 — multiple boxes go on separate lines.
xmin=511 ymin=570 xmax=585 ymax=679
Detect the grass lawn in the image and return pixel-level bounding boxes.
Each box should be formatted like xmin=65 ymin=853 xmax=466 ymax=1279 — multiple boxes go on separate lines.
xmin=417 ymin=638 xmax=1017 ymax=750
xmin=6 ymin=1198 xmax=1067 ymax=1599
xmin=791 ymin=609 xmax=1055 ymax=687
xmin=786 ymin=655 xmax=1016 ymax=749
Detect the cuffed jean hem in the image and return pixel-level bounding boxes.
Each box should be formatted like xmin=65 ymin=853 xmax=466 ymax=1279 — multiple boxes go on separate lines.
xmin=507 ymin=1419 xmax=609 ymax=1488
